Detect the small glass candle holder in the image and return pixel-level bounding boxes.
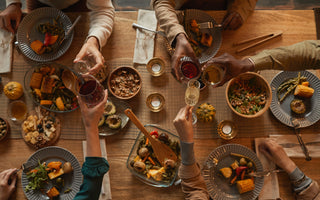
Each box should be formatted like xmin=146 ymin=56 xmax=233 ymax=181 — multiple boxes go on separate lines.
xmin=146 ymin=93 xmax=165 ymax=112
xmin=7 ymin=100 xmax=27 ymax=123
xmin=217 ymin=120 xmax=238 ymax=140
xmin=147 ymin=57 xmax=165 ymax=77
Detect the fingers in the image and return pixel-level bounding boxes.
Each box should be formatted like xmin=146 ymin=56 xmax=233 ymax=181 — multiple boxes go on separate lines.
xmin=4 ymin=16 xmax=14 ymax=34
xmin=222 ymin=14 xmax=233 ymax=30
xmin=76 ymin=95 xmax=88 ymax=113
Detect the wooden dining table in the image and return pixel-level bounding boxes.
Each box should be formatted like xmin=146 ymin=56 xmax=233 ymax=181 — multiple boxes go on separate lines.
xmin=0 ymin=9 xmax=319 ymax=200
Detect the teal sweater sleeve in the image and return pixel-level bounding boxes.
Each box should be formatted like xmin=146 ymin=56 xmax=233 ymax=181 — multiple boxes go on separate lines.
xmin=74 ymin=157 xmax=109 ymax=200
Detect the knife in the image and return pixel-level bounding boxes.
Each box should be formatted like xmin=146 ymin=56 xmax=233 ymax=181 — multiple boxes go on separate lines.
xmin=280 ymin=141 xmax=320 ymax=148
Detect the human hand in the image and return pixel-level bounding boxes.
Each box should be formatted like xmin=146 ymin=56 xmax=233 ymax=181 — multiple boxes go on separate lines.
xmin=259 ymin=139 xmax=297 ymax=174
xmin=74 ymin=37 xmax=105 ymax=75
xmin=77 ymin=89 xmax=108 ymax=129
xmin=171 ymin=33 xmax=197 ymax=82
xmin=0 ymin=168 xmax=17 ymax=200
xmin=202 ymin=53 xmax=254 ymax=87
xmin=0 ymin=3 xmax=22 ymax=33
xmin=173 ymin=106 xmax=194 ymax=143
xmin=222 ymin=12 xmax=243 ymax=30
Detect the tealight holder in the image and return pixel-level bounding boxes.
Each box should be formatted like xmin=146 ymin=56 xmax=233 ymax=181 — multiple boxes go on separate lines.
xmin=146 ymin=93 xmax=165 ymax=112
xmin=217 ymin=120 xmax=237 ymax=140
xmin=146 ymin=57 xmax=165 ymax=77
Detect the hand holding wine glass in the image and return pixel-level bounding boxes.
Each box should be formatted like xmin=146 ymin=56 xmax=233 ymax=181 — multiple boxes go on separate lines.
xmin=185 ymin=79 xmax=200 ymax=124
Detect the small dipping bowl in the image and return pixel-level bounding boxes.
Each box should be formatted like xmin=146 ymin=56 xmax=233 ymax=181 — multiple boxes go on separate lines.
xmin=146 ymin=93 xmax=165 ymax=112
xmin=217 ymin=120 xmax=237 ymax=140
xmin=147 ymin=57 xmax=166 ymax=77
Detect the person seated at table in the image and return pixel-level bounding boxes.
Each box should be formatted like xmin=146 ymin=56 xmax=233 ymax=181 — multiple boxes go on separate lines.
xmin=173 ymin=105 xmax=320 ymax=200
xmin=152 ymin=0 xmax=257 ymax=81
xmin=0 ymin=90 xmax=109 ymax=200
xmin=0 ymin=0 xmax=115 ymax=73
xmin=205 ymin=40 xmax=320 ymax=87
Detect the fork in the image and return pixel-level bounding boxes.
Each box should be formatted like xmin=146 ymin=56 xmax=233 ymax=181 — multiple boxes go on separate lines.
xmin=291 ymin=117 xmax=312 ymax=161
xmin=132 ymin=23 xmax=166 ymax=37
xmin=198 ymin=22 xmax=222 ymax=29
xmin=249 ymin=169 xmax=284 ymax=177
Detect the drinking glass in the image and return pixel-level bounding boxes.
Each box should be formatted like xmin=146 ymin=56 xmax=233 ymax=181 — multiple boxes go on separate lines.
xmin=179 ymin=56 xmax=201 ymax=81
xmin=202 ymin=63 xmax=225 ymax=86
xmin=75 ymin=74 xmax=105 ymax=107
xmin=185 ymin=79 xmax=200 ymax=124
xmin=7 ymin=100 xmax=27 ymax=123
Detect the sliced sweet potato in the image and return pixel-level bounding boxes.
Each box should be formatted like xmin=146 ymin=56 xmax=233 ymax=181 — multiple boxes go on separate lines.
xmin=30 ymin=40 xmax=45 ymax=55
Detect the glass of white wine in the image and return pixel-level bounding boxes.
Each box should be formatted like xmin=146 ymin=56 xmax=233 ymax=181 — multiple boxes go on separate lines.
xmin=185 ymin=79 xmax=201 ymax=124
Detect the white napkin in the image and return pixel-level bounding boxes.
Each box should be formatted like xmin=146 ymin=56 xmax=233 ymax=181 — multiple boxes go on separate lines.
xmin=0 ymin=29 xmax=14 ymax=73
xmin=82 ymin=139 xmax=112 ymax=200
xmin=133 ymin=9 xmax=157 ymax=65
xmin=255 ymin=138 xmax=280 ymax=200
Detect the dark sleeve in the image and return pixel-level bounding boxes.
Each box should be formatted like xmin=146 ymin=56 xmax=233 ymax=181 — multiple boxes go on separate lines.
xmin=73 ymin=157 xmax=109 ymax=200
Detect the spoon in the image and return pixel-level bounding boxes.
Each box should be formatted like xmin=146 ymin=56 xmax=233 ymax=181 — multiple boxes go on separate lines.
xmin=61 ymin=70 xmax=78 ymax=95
xmin=124 ymin=109 xmax=177 ymax=166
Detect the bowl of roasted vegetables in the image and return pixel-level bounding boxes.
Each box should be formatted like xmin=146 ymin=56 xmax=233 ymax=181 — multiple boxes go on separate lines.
xmin=127 ymin=124 xmax=181 ymax=187
xmin=226 ymin=72 xmax=272 ymax=118
xmin=24 ymin=63 xmax=79 ymax=113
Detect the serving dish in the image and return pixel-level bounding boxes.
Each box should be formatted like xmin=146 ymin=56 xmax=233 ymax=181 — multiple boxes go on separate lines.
xmin=127 ymin=124 xmax=180 ymax=187
xmin=108 ymin=66 xmax=142 ymax=100
xmin=270 ymin=71 xmax=320 ymax=127
xmin=0 ymin=117 xmax=9 ymax=142
xmin=99 ymin=97 xmax=131 ymax=136
xmin=166 ymin=9 xmax=222 ymax=64
xmin=202 ymin=144 xmax=264 ymax=200
xmin=21 ymin=146 xmax=82 ymax=200
xmin=17 ymin=7 xmax=73 ymax=62
xmin=226 ymin=72 xmax=272 ymax=118
xmin=24 ymin=63 xmax=79 ymax=113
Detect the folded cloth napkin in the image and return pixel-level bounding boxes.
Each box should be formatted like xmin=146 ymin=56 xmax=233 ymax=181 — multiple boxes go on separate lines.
xmin=255 ymin=138 xmax=280 ymax=200
xmin=0 ymin=29 xmax=14 ymax=73
xmin=133 ymin=9 xmax=157 ymax=65
xmin=82 ymin=139 xmax=112 ymax=200
xmin=270 ymin=134 xmax=320 ymax=158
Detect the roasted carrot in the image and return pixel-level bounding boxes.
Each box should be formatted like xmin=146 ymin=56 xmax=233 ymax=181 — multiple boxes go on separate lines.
xmin=230 ymin=175 xmax=237 ymax=185
xmin=142 ymin=153 xmax=149 ymax=163
xmin=241 ymin=170 xmax=246 ymax=180
xmin=148 ymin=157 xmax=156 ymax=165
xmin=145 ymin=138 xmax=149 ymax=146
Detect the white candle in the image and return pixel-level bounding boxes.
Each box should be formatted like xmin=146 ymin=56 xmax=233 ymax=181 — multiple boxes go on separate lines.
xmin=151 ymin=97 xmax=161 ymax=107
xmin=152 ymin=64 xmax=161 ymax=72
xmin=222 ymin=124 xmax=232 ymax=135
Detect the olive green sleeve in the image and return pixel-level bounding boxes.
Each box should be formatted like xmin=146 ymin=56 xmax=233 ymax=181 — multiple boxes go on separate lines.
xmin=250 ymin=40 xmax=320 ymax=71
xmin=152 ymin=0 xmax=187 ymax=46
xmin=227 ymin=0 xmax=257 ymax=22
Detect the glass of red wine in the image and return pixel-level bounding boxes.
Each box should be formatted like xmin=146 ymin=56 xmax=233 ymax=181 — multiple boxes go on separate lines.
xmin=179 ymin=56 xmax=201 ymax=81
xmin=75 ymin=74 xmax=105 ymax=107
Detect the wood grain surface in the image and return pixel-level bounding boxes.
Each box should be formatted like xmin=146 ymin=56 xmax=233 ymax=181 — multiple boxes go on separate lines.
xmin=0 ymin=10 xmax=319 ymax=200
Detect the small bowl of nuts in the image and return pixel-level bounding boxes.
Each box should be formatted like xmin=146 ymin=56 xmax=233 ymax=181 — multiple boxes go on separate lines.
xmin=0 ymin=117 xmax=9 ymax=142
xmin=108 ymin=66 xmax=142 ymax=100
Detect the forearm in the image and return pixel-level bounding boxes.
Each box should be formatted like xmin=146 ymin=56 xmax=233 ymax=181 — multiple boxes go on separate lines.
xmin=153 ymin=0 xmax=186 ymax=46
xmin=84 ymin=126 xmax=101 ymax=157
xmin=250 ymin=40 xmax=320 ymax=71
xmin=87 ymin=0 xmax=115 ymax=48
xmin=227 ymin=0 xmax=257 ymax=22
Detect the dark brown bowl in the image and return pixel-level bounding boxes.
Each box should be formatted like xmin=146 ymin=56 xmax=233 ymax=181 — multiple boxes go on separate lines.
xmin=108 ymin=66 xmax=142 ymax=100
xmin=0 ymin=118 xmax=10 ymax=142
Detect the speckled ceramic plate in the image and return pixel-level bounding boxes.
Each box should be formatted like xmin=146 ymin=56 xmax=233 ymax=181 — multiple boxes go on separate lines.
xmin=270 ymin=71 xmax=320 ymax=127
xmin=21 ymin=146 xmax=82 ymax=200
xmin=202 ymin=144 xmax=264 ymax=200
xmin=17 ymin=7 xmax=73 ymax=62
xmin=166 ymin=9 xmax=222 ymax=64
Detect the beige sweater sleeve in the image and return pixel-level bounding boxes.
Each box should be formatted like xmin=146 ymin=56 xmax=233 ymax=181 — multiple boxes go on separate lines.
xmin=227 ymin=0 xmax=257 ymax=22
xmin=179 ymin=163 xmax=210 ymax=200
xmin=152 ymin=0 xmax=186 ymax=46
xmin=250 ymin=40 xmax=320 ymax=71
xmin=6 ymin=0 xmax=21 ymax=6
xmin=87 ymin=0 xmax=115 ymax=48
xmin=296 ymin=181 xmax=320 ymax=200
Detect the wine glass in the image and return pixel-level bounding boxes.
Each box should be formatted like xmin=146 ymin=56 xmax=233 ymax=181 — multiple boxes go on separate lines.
xmin=185 ymin=79 xmax=200 ymax=124
xmin=179 ymin=56 xmax=201 ymax=82
xmin=75 ymin=74 xmax=105 ymax=108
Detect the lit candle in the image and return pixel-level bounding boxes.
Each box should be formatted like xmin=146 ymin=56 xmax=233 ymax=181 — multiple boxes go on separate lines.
xmin=222 ymin=124 xmax=232 ymax=135
xmin=152 ymin=64 xmax=161 ymax=72
xmin=151 ymin=97 xmax=161 ymax=108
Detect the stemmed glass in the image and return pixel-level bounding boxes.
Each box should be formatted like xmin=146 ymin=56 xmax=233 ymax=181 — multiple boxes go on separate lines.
xmin=75 ymin=74 xmax=105 ymax=108
xmin=185 ymin=79 xmax=200 ymax=124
